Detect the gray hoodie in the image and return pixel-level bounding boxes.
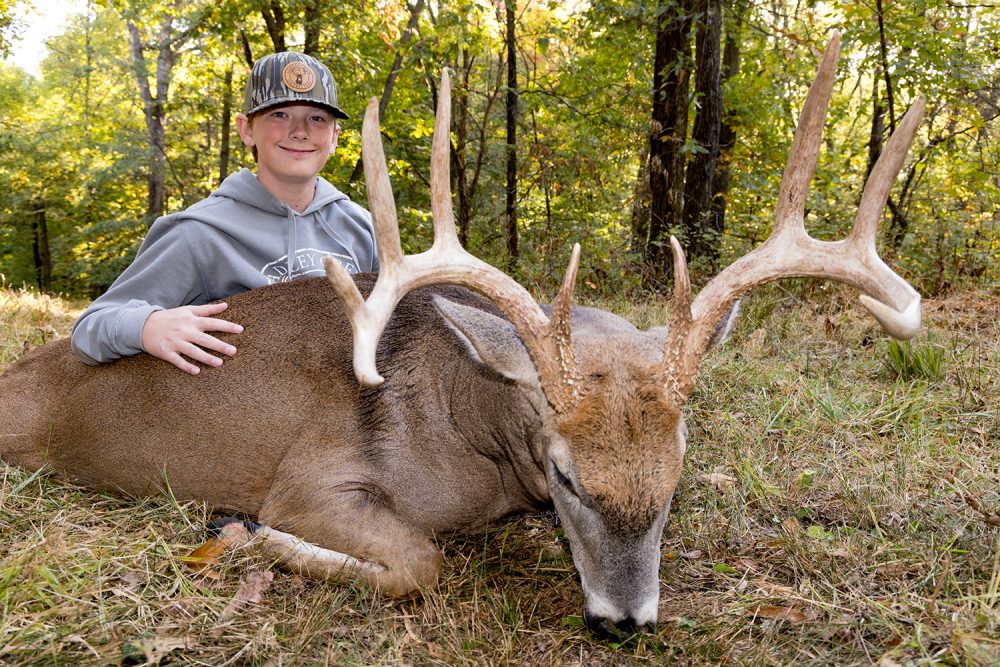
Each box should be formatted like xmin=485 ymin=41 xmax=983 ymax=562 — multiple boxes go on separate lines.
xmin=71 ymin=168 xmax=378 ymax=364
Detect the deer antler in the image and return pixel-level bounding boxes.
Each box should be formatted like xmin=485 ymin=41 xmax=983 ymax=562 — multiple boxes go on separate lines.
xmin=660 ymin=32 xmax=924 ymax=404
xmin=324 ymin=70 xmax=583 ymax=415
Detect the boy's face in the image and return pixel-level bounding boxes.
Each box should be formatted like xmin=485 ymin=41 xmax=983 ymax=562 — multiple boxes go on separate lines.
xmin=236 ymin=103 xmax=340 ymax=187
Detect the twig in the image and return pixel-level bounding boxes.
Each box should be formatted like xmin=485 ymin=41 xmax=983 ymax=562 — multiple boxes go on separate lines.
xmin=961 ymin=491 xmax=1000 ymax=527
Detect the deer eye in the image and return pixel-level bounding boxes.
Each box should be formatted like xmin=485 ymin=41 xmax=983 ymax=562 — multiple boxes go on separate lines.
xmin=552 ymin=464 xmax=577 ymax=497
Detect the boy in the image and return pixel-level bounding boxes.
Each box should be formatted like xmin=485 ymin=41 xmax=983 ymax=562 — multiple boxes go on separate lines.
xmin=71 ymin=52 xmax=377 ymax=375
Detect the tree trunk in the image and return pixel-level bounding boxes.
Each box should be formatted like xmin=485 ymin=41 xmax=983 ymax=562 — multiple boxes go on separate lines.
xmin=681 ymin=0 xmax=722 ymax=264
xmin=303 ymin=0 xmax=321 ymax=57
xmin=706 ymin=0 xmax=745 ymax=262
xmin=865 ymin=82 xmax=886 ymax=181
xmin=453 ymin=49 xmax=473 ymax=247
xmin=349 ymin=0 xmax=425 ymax=183
xmin=31 ymin=197 xmax=51 ymax=294
xmin=127 ymin=17 xmax=174 ymax=223
xmin=643 ymin=0 xmax=693 ymax=284
xmin=451 ymin=51 xmax=502 ymax=249
xmin=504 ymin=0 xmax=518 ymax=273
xmin=218 ymin=66 xmax=234 ymax=185
xmin=239 ymin=29 xmax=255 ymax=67
xmin=875 ymin=0 xmax=895 ymax=134
xmin=261 ymin=0 xmax=287 ymax=52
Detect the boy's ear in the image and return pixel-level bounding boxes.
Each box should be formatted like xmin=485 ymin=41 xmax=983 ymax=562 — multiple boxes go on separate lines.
xmin=329 ymin=124 xmax=340 ymax=155
xmin=235 ymin=114 xmax=255 ymax=148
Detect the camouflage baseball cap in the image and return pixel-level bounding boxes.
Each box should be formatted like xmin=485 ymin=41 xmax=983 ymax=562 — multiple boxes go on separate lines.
xmin=243 ymin=52 xmax=349 ymax=119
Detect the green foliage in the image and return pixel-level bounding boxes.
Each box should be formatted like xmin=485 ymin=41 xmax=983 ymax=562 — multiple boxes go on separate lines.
xmin=882 ymin=337 xmax=946 ymax=382
xmin=0 ymin=0 xmax=996 ymax=298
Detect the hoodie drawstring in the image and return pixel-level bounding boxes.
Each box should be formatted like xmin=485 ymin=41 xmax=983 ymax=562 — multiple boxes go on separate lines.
xmin=286 ymin=208 xmax=297 ymax=282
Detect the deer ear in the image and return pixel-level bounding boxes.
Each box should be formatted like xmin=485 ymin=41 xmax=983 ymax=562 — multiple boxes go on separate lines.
xmin=708 ymin=300 xmax=742 ymax=349
xmin=432 ymin=295 xmax=539 ymax=385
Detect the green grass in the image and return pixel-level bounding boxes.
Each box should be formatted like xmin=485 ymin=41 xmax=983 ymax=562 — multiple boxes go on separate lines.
xmin=1 ymin=285 xmax=999 ymax=665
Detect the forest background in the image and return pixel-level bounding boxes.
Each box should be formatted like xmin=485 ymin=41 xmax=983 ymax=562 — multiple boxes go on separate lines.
xmin=0 ymin=0 xmax=997 ymax=301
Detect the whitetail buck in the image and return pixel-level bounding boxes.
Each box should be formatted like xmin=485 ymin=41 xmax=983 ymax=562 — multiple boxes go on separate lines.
xmin=0 ymin=35 xmax=922 ymax=637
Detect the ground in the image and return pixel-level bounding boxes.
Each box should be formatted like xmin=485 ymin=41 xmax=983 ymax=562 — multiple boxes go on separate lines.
xmin=1 ymin=284 xmax=998 ymax=666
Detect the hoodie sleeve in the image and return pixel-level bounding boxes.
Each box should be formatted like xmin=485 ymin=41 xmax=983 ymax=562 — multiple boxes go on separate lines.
xmin=71 ymin=219 xmax=206 ymax=365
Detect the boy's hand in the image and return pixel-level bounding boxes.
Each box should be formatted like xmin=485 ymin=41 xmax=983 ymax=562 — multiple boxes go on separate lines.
xmin=141 ymin=302 xmax=244 ymax=375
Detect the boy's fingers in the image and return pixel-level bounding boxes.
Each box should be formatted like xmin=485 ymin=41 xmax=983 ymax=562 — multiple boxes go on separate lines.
xmin=165 ymin=351 xmax=201 ymax=376
xmin=199 ymin=317 xmax=244 ymax=335
xmin=190 ymin=301 xmax=229 ymax=316
xmin=193 ymin=332 xmax=237 ymax=357
xmin=179 ymin=342 xmax=224 ymax=368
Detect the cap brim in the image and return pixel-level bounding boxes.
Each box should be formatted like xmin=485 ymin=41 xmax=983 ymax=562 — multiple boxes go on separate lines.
xmin=247 ymin=98 xmax=350 ymax=120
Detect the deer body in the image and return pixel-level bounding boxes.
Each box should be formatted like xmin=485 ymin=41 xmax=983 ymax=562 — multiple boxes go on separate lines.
xmin=1 ymin=276 xmax=553 ymax=517
xmin=1 ymin=274 xmax=677 ymax=618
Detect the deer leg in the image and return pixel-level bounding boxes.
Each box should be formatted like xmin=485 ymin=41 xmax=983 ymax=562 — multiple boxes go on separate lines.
xmin=254 ymin=480 xmax=443 ymax=597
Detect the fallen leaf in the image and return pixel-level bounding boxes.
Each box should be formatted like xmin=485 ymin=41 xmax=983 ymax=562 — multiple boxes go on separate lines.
xmin=121 ymin=636 xmax=188 ymax=665
xmin=876 ymin=563 xmax=912 ymax=579
xmin=781 ymin=518 xmax=801 ymax=537
xmin=699 ymin=473 xmax=737 ymax=492
xmin=182 ymin=537 xmax=226 ymax=567
xmin=806 ymin=525 xmax=834 ymax=540
xmin=214 ymin=571 xmax=274 ymax=629
xmin=824 ymin=316 xmax=839 ymax=338
xmin=680 ymin=549 xmax=705 ymax=560
xmin=750 ymin=605 xmax=809 ymax=623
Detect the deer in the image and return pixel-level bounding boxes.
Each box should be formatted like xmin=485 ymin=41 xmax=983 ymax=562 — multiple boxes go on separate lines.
xmin=0 ymin=34 xmax=923 ymax=638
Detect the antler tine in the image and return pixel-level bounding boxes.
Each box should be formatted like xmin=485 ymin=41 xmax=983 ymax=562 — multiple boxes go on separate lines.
xmin=326 ymin=70 xmax=582 ymax=415
xmin=661 ymin=237 xmax=695 ymax=403
xmin=773 ymin=32 xmax=840 ymax=238
xmin=323 ymin=97 xmax=408 ymax=385
xmin=660 ymin=33 xmax=924 ymax=406
xmin=852 ymin=95 xmax=925 ymax=338
xmin=430 ymin=69 xmax=462 ymax=252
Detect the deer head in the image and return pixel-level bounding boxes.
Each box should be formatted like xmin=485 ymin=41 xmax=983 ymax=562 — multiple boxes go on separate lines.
xmin=325 ymin=33 xmax=923 ymax=637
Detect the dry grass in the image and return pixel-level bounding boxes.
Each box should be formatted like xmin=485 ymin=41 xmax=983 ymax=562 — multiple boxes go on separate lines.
xmin=1 ymin=285 xmax=998 ymax=666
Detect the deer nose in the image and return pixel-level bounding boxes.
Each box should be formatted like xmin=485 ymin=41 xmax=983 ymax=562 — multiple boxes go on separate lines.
xmin=583 ymin=610 xmax=655 ymax=640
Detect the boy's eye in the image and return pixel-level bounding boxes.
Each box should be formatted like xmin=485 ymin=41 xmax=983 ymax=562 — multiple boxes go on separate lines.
xmin=270 ymin=111 xmax=287 ymax=119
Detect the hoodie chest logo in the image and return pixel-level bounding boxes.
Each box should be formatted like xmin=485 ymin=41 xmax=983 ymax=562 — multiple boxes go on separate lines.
xmin=261 ymin=248 xmax=356 ymax=283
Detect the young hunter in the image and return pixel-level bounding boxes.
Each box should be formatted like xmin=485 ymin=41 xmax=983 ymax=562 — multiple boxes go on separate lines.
xmin=71 ymin=52 xmax=378 ymax=374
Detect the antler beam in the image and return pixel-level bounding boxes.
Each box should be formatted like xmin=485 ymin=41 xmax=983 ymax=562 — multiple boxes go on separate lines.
xmin=325 ymin=70 xmax=582 ymax=415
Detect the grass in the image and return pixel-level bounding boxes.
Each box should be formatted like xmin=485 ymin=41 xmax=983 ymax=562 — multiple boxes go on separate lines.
xmin=1 ymin=284 xmax=999 ymax=665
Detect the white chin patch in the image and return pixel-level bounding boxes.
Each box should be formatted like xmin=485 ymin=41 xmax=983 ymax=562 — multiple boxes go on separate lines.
xmin=634 ymin=595 xmax=660 ymax=627
xmin=585 ymin=590 xmax=659 ymax=627
xmin=585 ymin=591 xmax=625 ymax=623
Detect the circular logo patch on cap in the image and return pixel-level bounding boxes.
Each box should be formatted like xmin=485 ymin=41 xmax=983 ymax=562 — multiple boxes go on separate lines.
xmin=282 ymin=62 xmax=316 ymax=93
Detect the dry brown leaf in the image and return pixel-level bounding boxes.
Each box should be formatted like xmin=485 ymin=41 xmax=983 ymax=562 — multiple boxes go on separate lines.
xmin=876 ymin=563 xmax=912 ymax=580
xmin=680 ymin=549 xmax=705 ymax=560
xmin=699 ymin=472 xmax=737 ymax=492
xmin=750 ymin=605 xmax=809 ymax=623
xmin=182 ymin=537 xmax=226 ymax=568
xmin=403 ymin=616 xmax=424 ymax=645
xmin=781 ymin=518 xmax=801 ymax=536
xmin=214 ymin=571 xmax=274 ymax=629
